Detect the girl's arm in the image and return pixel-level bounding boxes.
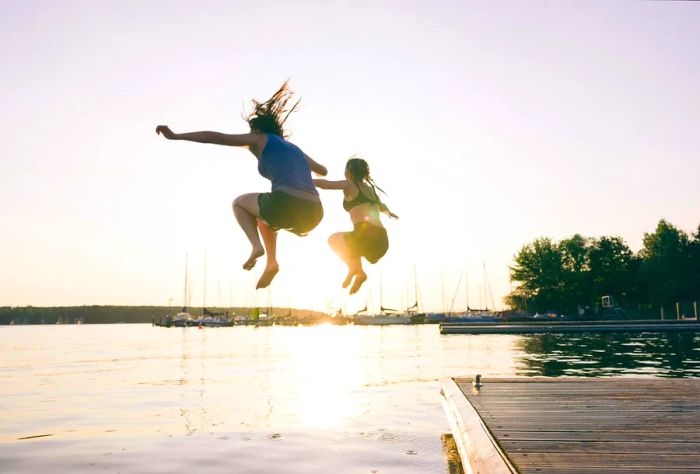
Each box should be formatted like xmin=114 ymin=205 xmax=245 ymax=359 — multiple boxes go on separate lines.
xmin=156 ymin=125 xmax=263 ymax=148
xmin=313 ymin=179 xmax=351 ymax=190
xmin=304 ymin=154 xmax=328 ymax=176
xmin=379 ymin=202 xmax=399 ymax=219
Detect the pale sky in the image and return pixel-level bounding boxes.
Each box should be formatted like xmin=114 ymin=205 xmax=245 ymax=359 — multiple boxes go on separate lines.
xmin=1 ymin=0 xmax=699 ymax=313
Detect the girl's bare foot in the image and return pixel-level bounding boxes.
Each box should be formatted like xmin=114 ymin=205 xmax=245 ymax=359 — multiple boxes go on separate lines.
xmin=342 ymin=271 xmax=355 ymax=289
xmin=243 ymin=246 xmax=264 ymax=270
xmin=349 ymin=271 xmax=367 ymax=295
xmin=256 ymin=263 xmax=279 ymax=289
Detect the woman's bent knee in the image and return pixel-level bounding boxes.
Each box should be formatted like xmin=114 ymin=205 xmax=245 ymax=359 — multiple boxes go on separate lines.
xmin=328 ymin=233 xmax=344 ymax=248
xmin=233 ymin=195 xmax=246 ymax=208
xmin=233 ymin=193 xmax=261 ymax=216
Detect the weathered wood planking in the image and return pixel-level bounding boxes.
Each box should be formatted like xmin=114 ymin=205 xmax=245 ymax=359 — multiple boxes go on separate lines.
xmin=442 ymin=433 xmax=466 ymax=474
xmin=442 ymin=377 xmax=700 ymax=473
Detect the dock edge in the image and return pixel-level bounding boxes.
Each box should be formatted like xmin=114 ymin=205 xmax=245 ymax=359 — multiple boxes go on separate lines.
xmin=440 ymin=378 xmax=516 ymax=474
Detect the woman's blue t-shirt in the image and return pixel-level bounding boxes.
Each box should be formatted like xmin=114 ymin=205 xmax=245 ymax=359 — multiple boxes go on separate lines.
xmin=257 ymin=134 xmax=319 ymax=202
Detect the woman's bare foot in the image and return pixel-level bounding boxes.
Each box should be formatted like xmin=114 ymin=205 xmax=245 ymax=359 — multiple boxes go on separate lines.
xmin=243 ymin=246 xmax=264 ymax=271
xmin=349 ymin=271 xmax=367 ymax=295
xmin=342 ymin=271 xmax=355 ymax=289
xmin=256 ymin=263 xmax=279 ymax=289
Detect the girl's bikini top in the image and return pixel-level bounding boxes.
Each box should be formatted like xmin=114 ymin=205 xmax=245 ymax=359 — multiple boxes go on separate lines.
xmin=343 ymin=181 xmax=379 ymax=212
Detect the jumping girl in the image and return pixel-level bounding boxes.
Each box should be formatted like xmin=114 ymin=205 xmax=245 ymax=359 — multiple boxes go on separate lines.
xmin=314 ymin=158 xmax=398 ymax=294
xmin=156 ymin=82 xmax=327 ymax=289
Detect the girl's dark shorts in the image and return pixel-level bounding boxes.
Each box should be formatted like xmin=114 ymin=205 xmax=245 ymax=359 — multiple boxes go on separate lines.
xmin=344 ymin=222 xmax=389 ymax=264
xmin=258 ymin=191 xmax=323 ymax=236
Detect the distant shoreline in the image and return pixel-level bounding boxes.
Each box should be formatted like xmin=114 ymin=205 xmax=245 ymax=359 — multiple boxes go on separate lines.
xmin=0 ymin=305 xmax=328 ymax=325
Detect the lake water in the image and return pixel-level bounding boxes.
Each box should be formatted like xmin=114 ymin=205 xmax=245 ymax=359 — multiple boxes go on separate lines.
xmin=1 ymin=324 xmax=699 ymax=473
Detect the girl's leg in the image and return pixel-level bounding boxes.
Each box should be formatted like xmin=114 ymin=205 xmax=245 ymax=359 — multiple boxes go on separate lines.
xmin=328 ymin=233 xmax=366 ymax=293
xmin=256 ymin=220 xmax=279 ymax=289
xmin=349 ymin=267 xmax=367 ymax=295
xmin=232 ymin=193 xmax=264 ymax=270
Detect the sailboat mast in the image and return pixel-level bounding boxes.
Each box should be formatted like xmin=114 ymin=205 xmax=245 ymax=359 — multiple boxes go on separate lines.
xmin=483 ymin=263 xmax=496 ymax=311
xmin=183 ymin=254 xmax=189 ymax=311
xmin=267 ymin=286 xmax=272 ymax=319
xmin=465 ymin=259 xmax=469 ymax=311
xmin=441 ymin=272 xmax=446 ymax=315
xmin=380 ymin=270 xmax=383 ymax=315
xmin=482 ymin=261 xmax=488 ymax=310
xmin=414 ymin=266 xmax=419 ymax=312
xmin=203 ymin=250 xmax=208 ymax=312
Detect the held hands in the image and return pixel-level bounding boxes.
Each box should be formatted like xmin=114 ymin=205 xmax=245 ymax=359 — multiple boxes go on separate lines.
xmin=155 ymin=125 xmax=177 ymax=139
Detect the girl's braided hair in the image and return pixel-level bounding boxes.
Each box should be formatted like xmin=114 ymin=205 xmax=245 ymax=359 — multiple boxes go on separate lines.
xmin=346 ymin=157 xmax=387 ymax=204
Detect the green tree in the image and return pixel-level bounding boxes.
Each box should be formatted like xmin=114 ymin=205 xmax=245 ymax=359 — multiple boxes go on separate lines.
xmin=505 ymin=219 xmax=699 ymax=317
xmin=588 ymin=236 xmax=634 ymax=304
xmin=690 ymin=226 xmax=700 ymax=296
xmin=559 ymin=234 xmax=591 ymax=312
xmin=639 ymin=219 xmax=691 ymax=306
xmin=508 ymin=238 xmax=565 ymax=312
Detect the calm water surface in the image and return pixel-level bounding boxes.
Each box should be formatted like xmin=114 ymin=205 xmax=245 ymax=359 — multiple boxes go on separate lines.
xmin=1 ymin=325 xmax=699 ymax=473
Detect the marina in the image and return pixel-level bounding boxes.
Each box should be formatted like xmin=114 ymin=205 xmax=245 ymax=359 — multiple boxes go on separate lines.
xmin=3 ymin=1 xmax=699 ymax=473
xmin=442 ymin=376 xmax=700 ymax=473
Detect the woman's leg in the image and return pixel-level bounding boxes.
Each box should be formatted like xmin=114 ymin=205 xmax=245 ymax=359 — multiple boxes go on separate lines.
xmin=328 ymin=232 xmax=366 ymax=293
xmin=256 ymin=220 xmax=279 ymax=289
xmin=232 ymin=193 xmax=264 ymax=270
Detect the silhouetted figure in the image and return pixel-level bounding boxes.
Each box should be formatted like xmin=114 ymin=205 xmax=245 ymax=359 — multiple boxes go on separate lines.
xmin=314 ymin=158 xmax=397 ymax=294
xmin=156 ymin=82 xmax=327 ymax=288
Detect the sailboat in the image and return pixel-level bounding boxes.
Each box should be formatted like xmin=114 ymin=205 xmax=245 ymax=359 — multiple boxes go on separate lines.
xmin=425 ymin=271 xmax=451 ymax=323
xmin=186 ymin=251 xmax=233 ymax=327
xmin=407 ymin=267 xmax=427 ymax=323
xmin=440 ymin=261 xmax=500 ymax=323
xmin=352 ymin=273 xmax=411 ymax=325
xmin=171 ymin=254 xmax=193 ymax=327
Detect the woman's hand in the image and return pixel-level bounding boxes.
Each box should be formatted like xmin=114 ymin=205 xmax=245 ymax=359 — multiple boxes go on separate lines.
xmin=156 ymin=125 xmax=177 ymax=139
xmin=379 ymin=203 xmax=398 ymax=219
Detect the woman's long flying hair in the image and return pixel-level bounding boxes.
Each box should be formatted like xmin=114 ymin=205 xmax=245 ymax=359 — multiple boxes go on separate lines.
xmin=244 ymin=80 xmax=300 ymax=137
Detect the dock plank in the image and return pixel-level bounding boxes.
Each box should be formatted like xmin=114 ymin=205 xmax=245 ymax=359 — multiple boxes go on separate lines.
xmin=500 ymin=440 xmax=700 ymax=454
xmin=442 ymin=377 xmax=700 ymax=473
xmin=494 ymin=430 xmax=700 ymax=442
xmin=510 ymin=452 xmax=700 ymax=466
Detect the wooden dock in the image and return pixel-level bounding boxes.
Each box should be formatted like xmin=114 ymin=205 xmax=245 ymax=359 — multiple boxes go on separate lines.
xmin=441 ymin=377 xmax=700 ymax=473
xmin=440 ymin=319 xmax=700 ymax=334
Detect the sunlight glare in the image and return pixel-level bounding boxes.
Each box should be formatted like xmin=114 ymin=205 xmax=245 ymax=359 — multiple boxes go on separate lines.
xmin=290 ymin=325 xmax=365 ymax=429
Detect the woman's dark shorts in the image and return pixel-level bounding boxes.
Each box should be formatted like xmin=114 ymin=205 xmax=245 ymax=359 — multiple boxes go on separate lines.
xmin=344 ymin=222 xmax=389 ymax=264
xmin=258 ymin=191 xmax=323 ymax=236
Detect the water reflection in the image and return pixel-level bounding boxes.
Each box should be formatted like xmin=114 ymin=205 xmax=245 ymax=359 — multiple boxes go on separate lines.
xmin=290 ymin=325 xmax=364 ymax=428
xmin=515 ymin=332 xmax=700 ymax=377
xmin=2 ymin=325 xmax=700 ymax=474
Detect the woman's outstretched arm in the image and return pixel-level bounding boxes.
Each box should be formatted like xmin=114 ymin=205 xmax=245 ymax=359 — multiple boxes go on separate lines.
xmin=313 ymin=179 xmax=351 ymax=190
xmin=304 ymin=154 xmax=328 ymax=176
xmin=156 ymin=125 xmax=263 ymax=148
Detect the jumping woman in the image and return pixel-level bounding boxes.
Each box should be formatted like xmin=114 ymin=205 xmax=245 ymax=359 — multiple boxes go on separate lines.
xmin=314 ymin=157 xmax=398 ymax=294
xmin=156 ymin=81 xmax=327 ymax=289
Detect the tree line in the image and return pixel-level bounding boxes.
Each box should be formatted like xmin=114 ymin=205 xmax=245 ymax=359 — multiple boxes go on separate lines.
xmin=505 ymin=219 xmax=700 ymax=317
xmin=0 ymin=305 xmax=327 ymax=325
